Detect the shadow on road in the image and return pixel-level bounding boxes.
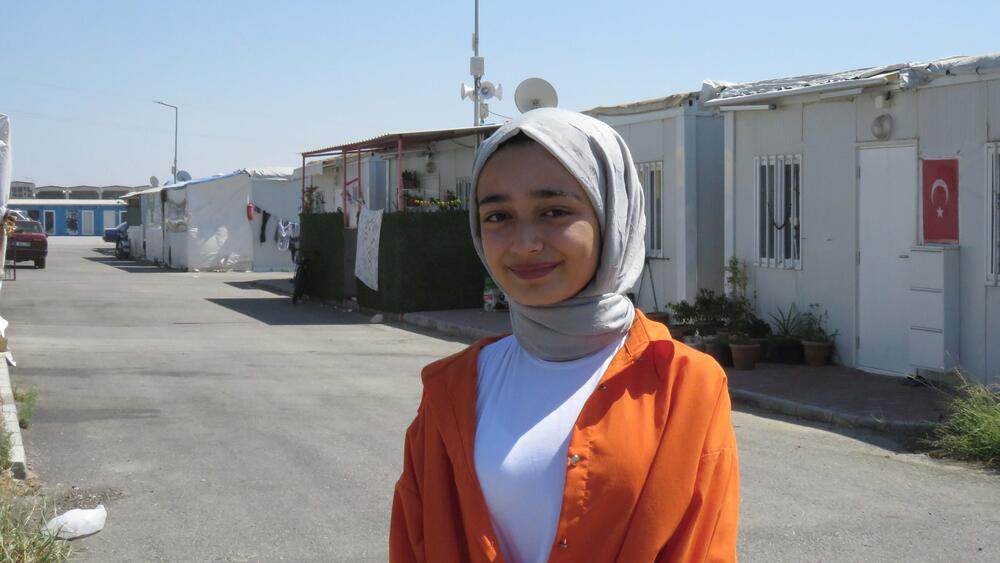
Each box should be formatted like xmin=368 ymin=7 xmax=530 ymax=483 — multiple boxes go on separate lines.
xmin=82 ymin=255 xmax=175 ymax=273
xmin=205 ymin=297 xmax=367 ymax=326
xmin=225 ymin=280 xmax=290 ymax=296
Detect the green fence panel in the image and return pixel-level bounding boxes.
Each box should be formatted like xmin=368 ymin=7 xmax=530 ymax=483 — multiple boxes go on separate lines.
xmin=357 ymin=211 xmax=485 ymax=313
xmin=299 ymin=212 xmax=345 ymax=300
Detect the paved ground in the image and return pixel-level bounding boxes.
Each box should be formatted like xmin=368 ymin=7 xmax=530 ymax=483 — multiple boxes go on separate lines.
xmin=2 ymin=238 xmax=999 ymax=562
xmin=398 ymin=308 xmax=952 ymax=442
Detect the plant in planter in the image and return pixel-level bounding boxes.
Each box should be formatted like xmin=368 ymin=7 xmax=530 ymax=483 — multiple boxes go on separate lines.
xmin=768 ymin=304 xmax=805 ymax=364
xmin=745 ymin=316 xmax=772 ymax=362
xmin=666 ymin=299 xmax=697 ymax=338
xmin=705 ymin=334 xmax=732 ymax=367
xmin=693 ymin=288 xmax=728 ymax=336
xmin=728 ymin=332 xmax=759 ymax=370
xmin=798 ymin=305 xmax=838 ymax=366
xmin=682 ymin=332 xmax=707 ymax=353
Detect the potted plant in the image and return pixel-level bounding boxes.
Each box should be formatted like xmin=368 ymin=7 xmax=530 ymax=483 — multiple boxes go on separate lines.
xmin=746 ymin=316 xmax=772 ymax=363
xmin=799 ymin=305 xmax=838 ymax=366
xmin=729 ymin=332 xmax=759 ymax=370
xmin=768 ymin=304 xmax=804 ymax=364
xmin=693 ymin=288 xmax=727 ymax=336
xmin=705 ymin=333 xmax=732 ymax=367
xmin=665 ymin=299 xmax=697 ymax=338
xmin=682 ymin=333 xmax=706 ymax=353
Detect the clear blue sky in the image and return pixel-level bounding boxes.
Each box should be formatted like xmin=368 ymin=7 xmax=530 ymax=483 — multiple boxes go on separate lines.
xmin=3 ymin=0 xmax=999 ymax=186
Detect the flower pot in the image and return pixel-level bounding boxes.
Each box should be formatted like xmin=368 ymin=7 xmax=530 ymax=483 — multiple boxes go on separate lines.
xmin=750 ymin=337 xmax=769 ymax=363
xmin=802 ymin=341 xmax=834 ymax=366
xmin=668 ymin=324 xmax=695 ymax=338
xmin=706 ymin=338 xmax=732 ymax=367
xmin=729 ymin=343 xmax=759 ymax=370
xmin=768 ymin=338 xmax=804 ymax=364
xmin=695 ymin=321 xmax=719 ymax=336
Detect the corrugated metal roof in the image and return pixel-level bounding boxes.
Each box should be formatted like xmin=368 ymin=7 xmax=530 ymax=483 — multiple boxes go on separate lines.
xmin=303 ymin=124 xmax=501 ymax=157
xmin=702 ymin=52 xmax=1000 ymax=106
xmin=585 ymin=92 xmax=698 ymax=116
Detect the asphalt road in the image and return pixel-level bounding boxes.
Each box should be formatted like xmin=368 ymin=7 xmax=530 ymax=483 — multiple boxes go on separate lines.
xmin=2 ymin=238 xmax=998 ymax=562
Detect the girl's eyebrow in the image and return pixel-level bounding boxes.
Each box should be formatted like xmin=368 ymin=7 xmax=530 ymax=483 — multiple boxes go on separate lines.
xmin=478 ymin=188 xmax=582 ymax=206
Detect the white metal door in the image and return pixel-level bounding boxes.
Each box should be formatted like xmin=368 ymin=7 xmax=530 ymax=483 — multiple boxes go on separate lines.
xmin=103 ymin=210 xmax=116 ymax=230
xmin=82 ymin=210 xmax=95 ymax=235
xmin=857 ymin=145 xmax=917 ymax=375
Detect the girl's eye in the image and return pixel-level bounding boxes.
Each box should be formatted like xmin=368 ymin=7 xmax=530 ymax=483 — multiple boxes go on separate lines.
xmin=481 ymin=212 xmax=509 ymax=224
xmin=543 ymin=208 xmax=571 ymax=218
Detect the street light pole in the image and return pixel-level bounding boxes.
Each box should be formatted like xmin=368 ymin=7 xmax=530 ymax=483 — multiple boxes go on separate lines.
xmin=153 ymin=101 xmax=178 ymax=184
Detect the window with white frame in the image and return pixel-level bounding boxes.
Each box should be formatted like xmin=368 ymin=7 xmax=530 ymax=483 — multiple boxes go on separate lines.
xmin=754 ymin=155 xmax=802 ymax=269
xmin=636 ymin=161 xmax=663 ymax=255
xmin=988 ymin=143 xmax=1000 ymax=284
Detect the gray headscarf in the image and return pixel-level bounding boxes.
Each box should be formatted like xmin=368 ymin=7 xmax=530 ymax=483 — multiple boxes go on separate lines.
xmin=470 ymin=108 xmax=646 ymax=361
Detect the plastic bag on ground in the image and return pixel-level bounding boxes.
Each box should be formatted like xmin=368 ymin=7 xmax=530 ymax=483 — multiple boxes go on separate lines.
xmin=43 ymin=504 xmax=107 ymax=540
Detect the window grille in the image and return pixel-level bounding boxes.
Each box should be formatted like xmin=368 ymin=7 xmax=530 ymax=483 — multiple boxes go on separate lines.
xmin=636 ymin=162 xmax=663 ymax=255
xmin=754 ymin=155 xmax=802 ymax=269
xmin=455 ymin=177 xmax=472 ymax=210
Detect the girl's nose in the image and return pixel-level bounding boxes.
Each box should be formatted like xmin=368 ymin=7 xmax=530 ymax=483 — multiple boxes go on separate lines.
xmin=510 ymin=223 xmax=543 ymax=254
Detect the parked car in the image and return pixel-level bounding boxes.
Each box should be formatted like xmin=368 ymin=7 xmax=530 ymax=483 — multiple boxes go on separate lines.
xmin=6 ymin=220 xmax=48 ymax=269
xmin=103 ymin=222 xmax=128 ymax=243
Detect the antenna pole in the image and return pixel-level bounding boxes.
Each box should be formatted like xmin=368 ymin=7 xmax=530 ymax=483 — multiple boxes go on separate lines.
xmin=473 ymin=0 xmax=482 ymax=150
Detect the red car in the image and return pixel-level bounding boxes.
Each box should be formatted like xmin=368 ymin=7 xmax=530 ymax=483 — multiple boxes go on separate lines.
xmin=7 ymin=220 xmax=47 ymax=269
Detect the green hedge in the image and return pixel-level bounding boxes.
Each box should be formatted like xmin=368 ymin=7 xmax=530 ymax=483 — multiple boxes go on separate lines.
xmin=299 ymin=212 xmax=345 ymax=300
xmin=358 ymin=211 xmax=486 ymax=313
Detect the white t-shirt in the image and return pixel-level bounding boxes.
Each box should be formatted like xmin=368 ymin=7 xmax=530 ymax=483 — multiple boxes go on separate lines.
xmin=474 ymin=334 xmax=625 ymax=563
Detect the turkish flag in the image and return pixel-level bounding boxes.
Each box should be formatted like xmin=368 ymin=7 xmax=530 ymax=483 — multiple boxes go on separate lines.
xmin=922 ymin=159 xmax=959 ymax=244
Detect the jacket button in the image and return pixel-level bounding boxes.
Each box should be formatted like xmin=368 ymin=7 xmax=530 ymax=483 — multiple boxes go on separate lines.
xmin=569 ymin=454 xmax=581 ymax=466
xmin=559 ymin=539 xmax=569 ymax=549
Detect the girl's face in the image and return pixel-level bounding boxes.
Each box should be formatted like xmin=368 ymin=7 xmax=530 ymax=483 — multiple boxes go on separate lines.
xmin=477 ymin=142 xmax=601 ymax=306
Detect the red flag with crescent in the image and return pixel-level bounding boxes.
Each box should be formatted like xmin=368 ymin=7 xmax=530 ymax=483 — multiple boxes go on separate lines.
xmin=921 ymin=159 xmax=959 ymax=244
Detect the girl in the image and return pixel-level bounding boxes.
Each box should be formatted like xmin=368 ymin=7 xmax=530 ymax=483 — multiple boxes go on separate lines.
xmin=391 ymin=108 xmax=739 ymax=562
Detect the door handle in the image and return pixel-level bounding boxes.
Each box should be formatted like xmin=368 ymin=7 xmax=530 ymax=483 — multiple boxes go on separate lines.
xmin=898 ymin=254 xmax=909 ymax=259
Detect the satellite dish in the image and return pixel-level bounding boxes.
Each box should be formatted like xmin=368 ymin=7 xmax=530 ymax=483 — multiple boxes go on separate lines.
xmin=480 ymin=81 xmax=503 ymax=101
xmin=461 ymin=83 xmax=476 ymax=100
xmin=149 ymin=176 xmax=160 ymax=188
xmin=515 ymin=78 xmax=558 ymax=113
xmin=177 ymin=170 xmax=192 ymax=182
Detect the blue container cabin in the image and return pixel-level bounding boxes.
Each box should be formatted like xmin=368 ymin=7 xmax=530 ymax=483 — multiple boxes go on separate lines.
xmin=8 ymin=199 xmax=127 ymax=236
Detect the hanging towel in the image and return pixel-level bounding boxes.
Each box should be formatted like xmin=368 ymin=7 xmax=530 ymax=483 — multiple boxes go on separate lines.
xmin=259 ymin=211 xmax=271 ymax=244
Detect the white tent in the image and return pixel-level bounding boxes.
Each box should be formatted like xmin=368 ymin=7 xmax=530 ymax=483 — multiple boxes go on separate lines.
xmin=128 ymin=168 xmax=298 ymax=272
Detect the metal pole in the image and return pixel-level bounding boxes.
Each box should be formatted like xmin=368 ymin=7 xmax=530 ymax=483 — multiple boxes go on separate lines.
xmin=173 ymin=107 xmax=178 ymax=184
xmin=154 ymin=101 xmax=179 ymax=184
xmin=473 ymin=0 xmax=481 ymax=148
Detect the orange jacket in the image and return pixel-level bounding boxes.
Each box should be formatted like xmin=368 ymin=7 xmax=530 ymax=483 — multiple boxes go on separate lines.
xmin=390 ymin=311 xmax=739 ymax=562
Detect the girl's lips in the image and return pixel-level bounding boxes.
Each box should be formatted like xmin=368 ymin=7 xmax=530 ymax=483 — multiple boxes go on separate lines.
xmin=507 ymin=262 xmax=559 ymax=280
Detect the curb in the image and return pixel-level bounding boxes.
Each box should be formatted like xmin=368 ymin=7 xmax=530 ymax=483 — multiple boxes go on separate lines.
xmin=728 ymin=388 xmax=939 ymax=445
xmin=400 ymin=312 xmax=497 ymax=341
xmin=0 ymin=360 xmax=27 ymax=479
xmin=256 ymin=283 xmax=940 ymax=446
